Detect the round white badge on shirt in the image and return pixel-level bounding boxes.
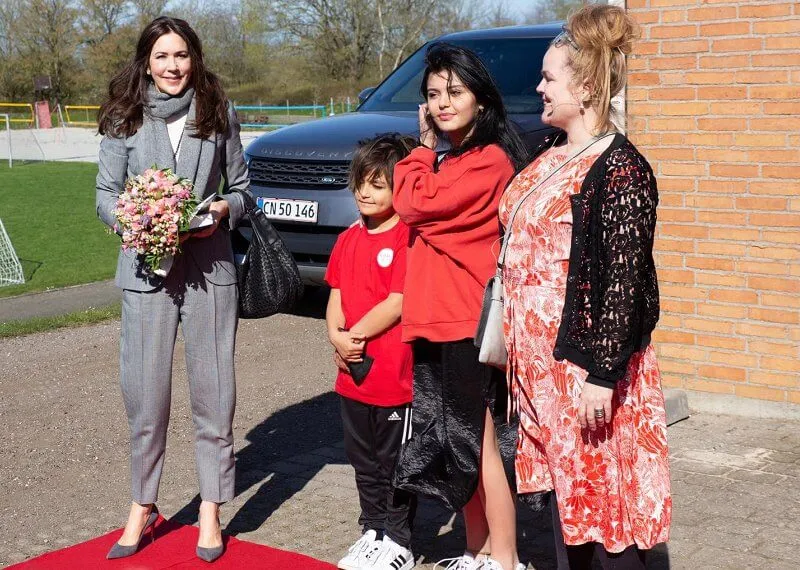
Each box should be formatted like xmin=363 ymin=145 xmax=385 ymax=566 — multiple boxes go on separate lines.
xmin=377 ymin=248 xmax=394 ymax=268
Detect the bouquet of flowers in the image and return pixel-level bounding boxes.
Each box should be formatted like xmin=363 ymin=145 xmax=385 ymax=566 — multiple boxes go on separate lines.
xmin=113 ymin=167 xmax=197 ymax=276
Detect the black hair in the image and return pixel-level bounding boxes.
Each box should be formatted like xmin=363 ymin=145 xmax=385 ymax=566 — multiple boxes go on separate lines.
xmin=420 ymin=42 xmax=528 ymax=169
xmin=349 ymin=133 xmax=417 ymax=192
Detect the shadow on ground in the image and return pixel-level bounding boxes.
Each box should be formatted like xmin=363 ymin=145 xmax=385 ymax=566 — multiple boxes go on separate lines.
xmin=170 ymin=375 xmax=671 ymax=569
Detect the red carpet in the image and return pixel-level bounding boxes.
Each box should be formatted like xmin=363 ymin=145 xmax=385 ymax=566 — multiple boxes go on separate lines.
xmin=8 ymin=515 xmax=336 ymax=569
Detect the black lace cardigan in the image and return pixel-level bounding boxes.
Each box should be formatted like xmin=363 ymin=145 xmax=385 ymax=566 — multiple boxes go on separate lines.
xmin=526 ymin=131 xmax=660 ymax=389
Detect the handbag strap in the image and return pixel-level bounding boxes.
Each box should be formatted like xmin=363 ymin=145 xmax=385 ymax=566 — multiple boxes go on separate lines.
xmin=497 ymin=132 xmax=615 ymax=270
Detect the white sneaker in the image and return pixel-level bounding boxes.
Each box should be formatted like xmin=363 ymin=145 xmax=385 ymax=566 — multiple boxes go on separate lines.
xmin=338 ymin=529 xmax=379 ymax=570
xmin=371 ymin=535 xmax=415 ymax=570
xmin=482 ymin=559 xmax=527 ymax=570
xmin=434 ymin=552 xmax=483 ymax=570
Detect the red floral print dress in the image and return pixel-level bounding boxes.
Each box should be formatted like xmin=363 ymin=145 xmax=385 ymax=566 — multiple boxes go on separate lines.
xmin=499 ymin=149 xmax=671 ymax=552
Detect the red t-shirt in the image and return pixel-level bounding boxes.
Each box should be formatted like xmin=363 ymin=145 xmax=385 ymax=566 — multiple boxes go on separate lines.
xmin=324 ymin=220 xmax=413 ymax=406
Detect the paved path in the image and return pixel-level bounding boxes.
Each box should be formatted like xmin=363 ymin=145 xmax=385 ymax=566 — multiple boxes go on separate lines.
xmin=0 ymin=280 xmax=120 ymax=322
xmin=2 ymin=310 xmax=799 ymax=569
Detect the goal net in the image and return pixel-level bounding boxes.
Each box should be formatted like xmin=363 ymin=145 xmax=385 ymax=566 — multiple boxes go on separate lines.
xmin=0 ymin=219 xmax=24 ymax=286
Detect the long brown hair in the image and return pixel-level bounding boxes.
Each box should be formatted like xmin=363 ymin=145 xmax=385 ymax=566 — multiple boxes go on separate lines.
xmin=98 ymin=16 xmax=229 ymax=139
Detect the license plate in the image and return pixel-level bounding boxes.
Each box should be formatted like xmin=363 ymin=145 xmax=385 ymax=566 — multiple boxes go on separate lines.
xmin=257 ymin=198 xmax=318 ymax=223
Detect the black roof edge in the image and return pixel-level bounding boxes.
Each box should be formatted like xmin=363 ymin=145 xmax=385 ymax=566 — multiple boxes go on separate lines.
xmin=438 ymin=21 xmax=564 ymax=41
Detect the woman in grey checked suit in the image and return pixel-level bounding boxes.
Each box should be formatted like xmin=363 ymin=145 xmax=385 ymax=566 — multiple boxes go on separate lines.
xmin=95 ymin=16 xmax=252 ymax=563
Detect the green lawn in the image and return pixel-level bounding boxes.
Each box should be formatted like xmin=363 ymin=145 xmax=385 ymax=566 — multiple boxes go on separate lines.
xmin=0 ymin=161 xmax=119 ymax=297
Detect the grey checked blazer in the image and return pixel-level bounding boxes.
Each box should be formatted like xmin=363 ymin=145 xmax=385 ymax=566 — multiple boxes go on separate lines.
xmin=96 ymin=104 xmax=250 ymax=291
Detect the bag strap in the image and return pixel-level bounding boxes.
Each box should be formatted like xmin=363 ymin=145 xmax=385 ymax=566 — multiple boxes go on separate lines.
xmin=496 ymin=132 xmax=615 ymax=270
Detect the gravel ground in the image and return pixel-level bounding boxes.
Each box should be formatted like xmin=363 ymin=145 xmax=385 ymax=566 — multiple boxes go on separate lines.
xmin=2 ymin=290 xmax=800 ymax=569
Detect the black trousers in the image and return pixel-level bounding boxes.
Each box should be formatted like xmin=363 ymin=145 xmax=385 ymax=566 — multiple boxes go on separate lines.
xmin=341 ymin=396 xmax=417 ymax=547
xmin=551 ymin=493 xmax=646 ymax=570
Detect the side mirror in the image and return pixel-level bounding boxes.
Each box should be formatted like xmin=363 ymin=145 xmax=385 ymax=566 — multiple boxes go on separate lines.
xmin=358 ymin=87 xmax=376 ymax=105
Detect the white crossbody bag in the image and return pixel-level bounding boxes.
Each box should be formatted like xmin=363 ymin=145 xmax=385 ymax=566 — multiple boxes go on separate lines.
xmin=474 ymin=133 xmax=614 ymax=369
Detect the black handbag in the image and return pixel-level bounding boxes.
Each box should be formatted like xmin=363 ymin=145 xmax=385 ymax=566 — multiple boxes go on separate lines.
xmin=230 ymin=189 xmax=303 ymax=318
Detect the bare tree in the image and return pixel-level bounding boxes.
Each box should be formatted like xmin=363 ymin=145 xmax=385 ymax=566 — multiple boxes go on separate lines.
xmin=525 ymin=0 xmax=586 ymax=24
xmin=80 ymin=0 xmax=130 ymax=40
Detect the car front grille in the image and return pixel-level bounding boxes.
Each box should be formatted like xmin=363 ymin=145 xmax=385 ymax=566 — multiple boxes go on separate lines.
xmin=248 ymin=158 xmax=350 ymax=189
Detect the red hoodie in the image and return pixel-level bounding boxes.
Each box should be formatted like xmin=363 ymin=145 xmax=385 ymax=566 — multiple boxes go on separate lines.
xmin=393 ymin=144 xmax=515 ymax=343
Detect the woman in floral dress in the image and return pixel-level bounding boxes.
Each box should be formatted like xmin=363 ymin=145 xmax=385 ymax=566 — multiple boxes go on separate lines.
xmin=500 ymin=5 xmax=671 ymax=569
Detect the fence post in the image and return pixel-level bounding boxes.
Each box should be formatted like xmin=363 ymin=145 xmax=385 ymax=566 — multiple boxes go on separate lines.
xmin=1 ymin=114 xmax=11 ymax=168
xmin=329 ymin=97 xmax=335 ymax=116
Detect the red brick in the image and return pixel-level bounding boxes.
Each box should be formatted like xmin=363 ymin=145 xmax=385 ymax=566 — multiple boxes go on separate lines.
xmin=697 ymin=86 xmax=747 ymax=100
xmin=734 ymin=133 xmax=789 ymax=147
xmin=736 ymin=260 xmax=790 ymax=275
xmin=735 ymin=385 xmax=786 ymax=402
xmin=709 ymin=102 xmax=762 ymax=115
xmin=651 ymin=25 xmax=698 ymax=39
xmin=654 ymin=238 xmax=695 ymax=253
xmin=660 ymin=223 xmax=709 ymax=239
xmin=765 ymin=36 xmax=800 ymax=50
xmin=698 ymin=364 xmax=745 ymax=381
xmin=751 ymin=117 xmax=800 ymax=132
xmin=698 ymin=118 xmax=747 ymax=131
xmin=699 ymin=179 xmax=748 ymax=194
xmin=708 ymin=163 xmax=757 ymax=178
xmin=697 ymin=210 xmax=748 ymax=225
xmin=739 ymin=4 xmax=793 ymax=18
xmin=749 ymin=340 xmax=798 ymax=357
xmin=748 ymin=276 xmax=800 ymax=293
xmin=650 ymin=56 xmax=697 ymax=70
xmin=736 ymin=322 xmax=789 ymax=339
xmin=713 ymin=38 xmax=763 ymax=53
xmin=750 ymin=372 xmax=798 ymax=389
xmin=660 ymin=162 xmax=707 ymax=176
xmin=662 ymin=9 xmax=687 ymax=23
xmin=762 ymin=356 xmax=800 ymax=373
xmin=687 ymin=5 xmax=738 ymax=20
xmin=761 ymin=293 xmax=800 ymax=309
xmin=696 ymin=241 xmax=746 ymax=256
xmin=699 ymin=54 xmax=750 ymax=69
xmin=649 ymin=87 xmax=697 ymax=100
xmin=696 ymin=273 xmax=747 ymax=287
xmin=750 ymin=213 xmax=800 ymax=228
xmin=736 ymin=70 xmax=790 ymax=84
xmin=684 ymin=71 xmax=736 ymax=84
xmin=764 ymin=102 xmax=800 ymax=115
xmin=747 ymin=149 xmax=800 ymax=163
xmin=697 ymin=303 xmax=748 ymax=319
xmin=750 ymin=307 xmax=800 ymax=325
xmin=660 ymin=284 xmax=709 ymax=300
xmin=762 ymin=165 xmax=800 ymax=179
xmin=708 ymin=351 xmax=759 ymax=368
xmin=685 ymin=195 xmax=735 ymax=209
xmin=685 ymin=317 xmax=735 ymax=335
xmin=751 ymin=85 xmax=800 ymax=100
xmin=686 ymin=256 xmax=735 ymax=272
xmin=701 ymin=22 xmax=751 ymax=36
xmin=709 ymin=289 xmax=758 ymax=304
xmin=658 ymin=208 xmax=696 ymax=222
xmin=754 ymin=20 xmax=800 ymax=34
xmin=696 ymin=335 xmax=746 ymax=350
xmin=686 ymin=379 xmax=735 ymax=394
xmin=663 ymin=39 xmax=710 ymax=54
xmin=752 ymin=53 xmax=800 ymax=67
xmin=749 ymin=181 xmax=800 ymax=196
xmin=708 ymin=227 xmax=759 ymax=241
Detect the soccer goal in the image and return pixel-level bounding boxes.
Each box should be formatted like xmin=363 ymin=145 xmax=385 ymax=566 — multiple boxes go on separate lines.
xmin=0 ymin=219 xmax=24 ymax=286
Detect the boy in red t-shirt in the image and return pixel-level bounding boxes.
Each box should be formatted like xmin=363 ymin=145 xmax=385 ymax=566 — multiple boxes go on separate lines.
xmin=325 ymin=134 xmax=418 ymax=570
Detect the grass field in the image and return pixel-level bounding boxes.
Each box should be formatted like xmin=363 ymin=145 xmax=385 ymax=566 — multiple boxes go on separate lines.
xmin=0 ymin=161 xmax=119 ymax=297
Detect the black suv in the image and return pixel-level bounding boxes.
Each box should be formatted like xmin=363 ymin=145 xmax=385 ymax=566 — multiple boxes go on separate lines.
xmin=243 ymin=23 xmax=560 ymax=285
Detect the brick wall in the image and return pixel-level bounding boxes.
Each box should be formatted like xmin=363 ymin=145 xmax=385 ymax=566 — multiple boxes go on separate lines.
xmin=625 ymin=0 xmax=800 ymax=403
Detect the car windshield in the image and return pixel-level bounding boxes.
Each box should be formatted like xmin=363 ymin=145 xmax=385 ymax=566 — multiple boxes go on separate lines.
xmin=359 ymin=37 xmax=551 ymax=114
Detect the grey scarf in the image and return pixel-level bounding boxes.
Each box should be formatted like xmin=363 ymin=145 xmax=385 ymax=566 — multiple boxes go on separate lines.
xmin=139 ymin=84 xmax=218 ymax=199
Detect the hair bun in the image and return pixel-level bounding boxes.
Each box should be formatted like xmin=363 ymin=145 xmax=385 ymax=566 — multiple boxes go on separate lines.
xmin=568 ymin=4 xmax=639 ymax=56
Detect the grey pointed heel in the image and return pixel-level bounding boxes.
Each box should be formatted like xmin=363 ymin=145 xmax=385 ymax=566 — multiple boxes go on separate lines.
xmin=196 ymin=543 xmax=224 ymax=563
xmin=106 ymin=505 xmax=159 ymax=559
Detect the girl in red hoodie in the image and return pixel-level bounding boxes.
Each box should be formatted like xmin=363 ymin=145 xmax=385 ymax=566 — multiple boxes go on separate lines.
xmin=392 ymin=43 xmax=528 ymax=570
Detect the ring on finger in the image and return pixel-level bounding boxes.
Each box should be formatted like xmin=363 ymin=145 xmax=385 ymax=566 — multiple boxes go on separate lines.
xmin=594 ymin=408 xmax=606 ymax=419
